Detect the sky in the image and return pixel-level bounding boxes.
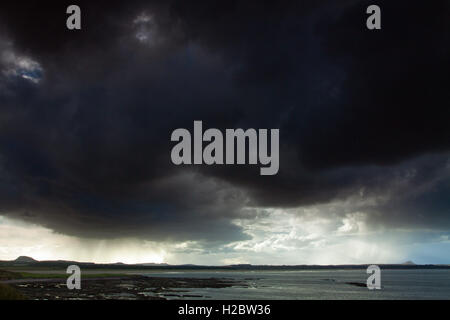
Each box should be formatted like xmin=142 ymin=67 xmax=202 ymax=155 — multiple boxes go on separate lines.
xmin=0 ymin=0 xmax=449 ymax=265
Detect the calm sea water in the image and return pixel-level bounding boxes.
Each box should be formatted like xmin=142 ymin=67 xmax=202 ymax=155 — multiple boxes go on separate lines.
xmin=143 ymin=269 xmax=450 ymax=299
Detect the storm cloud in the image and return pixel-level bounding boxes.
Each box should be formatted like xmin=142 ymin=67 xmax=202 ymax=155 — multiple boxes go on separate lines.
xmin=0 ymin=0 xmax=449 ymax=248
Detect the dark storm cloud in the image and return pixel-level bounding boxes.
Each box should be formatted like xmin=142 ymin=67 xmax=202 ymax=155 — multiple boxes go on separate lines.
xmin=0 ymin=0 xmax=449 ymax=242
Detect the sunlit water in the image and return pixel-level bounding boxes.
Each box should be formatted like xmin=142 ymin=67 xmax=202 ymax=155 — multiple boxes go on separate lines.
xmin=143 ymin=269 xmax=450 ymax=299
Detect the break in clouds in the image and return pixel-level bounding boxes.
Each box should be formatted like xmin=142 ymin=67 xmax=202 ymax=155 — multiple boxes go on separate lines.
xmin=0 ymin=1 xmax=449 ymax=262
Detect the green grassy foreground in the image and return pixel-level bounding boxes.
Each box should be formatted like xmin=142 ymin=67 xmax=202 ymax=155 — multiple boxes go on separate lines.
xmin=0 ymin=283 xmax=26 ymax=300
xmin=0 ymin=269 xmax=130 ymax=300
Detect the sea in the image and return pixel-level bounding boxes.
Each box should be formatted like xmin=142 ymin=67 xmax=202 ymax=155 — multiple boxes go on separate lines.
xmin=142 ymin=269 xmax=450 ymax=300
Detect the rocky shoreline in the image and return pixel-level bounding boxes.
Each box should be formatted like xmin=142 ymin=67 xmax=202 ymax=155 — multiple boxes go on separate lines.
xmin=7 ymin=275 xmax=247 ymax=300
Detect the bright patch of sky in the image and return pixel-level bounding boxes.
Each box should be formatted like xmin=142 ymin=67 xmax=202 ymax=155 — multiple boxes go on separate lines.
xmin=1 ymin=210 xmax=449 ymax=265
xmin=1 ymin=42 xmax=43 ymax=83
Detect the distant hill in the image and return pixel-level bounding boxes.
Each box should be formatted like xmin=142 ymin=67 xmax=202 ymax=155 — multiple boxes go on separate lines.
xmin=1 ymin=256 xmax=448 ymax=271
xmin=14 ymin=256 xmax=37 ymax=263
